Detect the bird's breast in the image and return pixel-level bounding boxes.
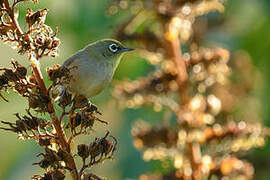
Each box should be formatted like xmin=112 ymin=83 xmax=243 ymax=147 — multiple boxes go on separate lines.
xmin=74 ymin=60 xmax=113 ymax=97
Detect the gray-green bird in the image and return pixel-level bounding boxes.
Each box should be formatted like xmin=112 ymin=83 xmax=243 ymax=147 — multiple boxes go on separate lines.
xmin=60 ymin=39 xmax=134 ymax=98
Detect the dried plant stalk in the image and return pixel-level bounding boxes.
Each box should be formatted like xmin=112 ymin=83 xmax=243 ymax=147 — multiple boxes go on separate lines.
xmin=110 ymin=0 xmax=269 ymax=179
xmin=0 ymin=1 xmax=117 ymax=179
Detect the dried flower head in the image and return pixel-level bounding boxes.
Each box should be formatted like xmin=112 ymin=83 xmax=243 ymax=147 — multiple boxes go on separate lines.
xmin=110 ymin=0 xmax=269 ymax=179
xmin=0 ymin=1 xmax=118 ymax=179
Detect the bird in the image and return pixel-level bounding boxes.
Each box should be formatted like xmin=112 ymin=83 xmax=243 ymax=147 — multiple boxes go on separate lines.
xmin=57 ymin=39 xmax=134 ymax=100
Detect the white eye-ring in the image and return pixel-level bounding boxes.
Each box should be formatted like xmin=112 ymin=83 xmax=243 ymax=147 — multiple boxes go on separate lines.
xmin=108 ymin=43 xmax=119 ymax=53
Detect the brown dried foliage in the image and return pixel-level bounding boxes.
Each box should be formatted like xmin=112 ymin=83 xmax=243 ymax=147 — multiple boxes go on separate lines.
xmin=0 ymin=1 xmax=117 ymax=180
xmin=110 ymin=0 xmax=269 ymax=180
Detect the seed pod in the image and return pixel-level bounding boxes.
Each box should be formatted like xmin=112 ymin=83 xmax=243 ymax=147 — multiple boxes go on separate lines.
xmin=26 ymin=8 xmax=48 ymax=28
xmin=88 ymin=131 xmax=117 ymax=163
xmin=52 ymin=170 xmax=65 ymax=180
xmin=77 ymin=144 xmax=90 ymax=160
xmin=38 ymin=137 xmax=51 ymax=147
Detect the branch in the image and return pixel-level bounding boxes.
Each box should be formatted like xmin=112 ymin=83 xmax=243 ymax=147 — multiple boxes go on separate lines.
xmin=1 ymin=1 xmax=80 ymax=179
xmin=165 ymin=17 xmax=201 ymax=180
xmin=188 ymin=142 xmax=202 ymax=180
xmin=30 ymin=51 xmax=79 ymax=180
xmin=165 ymin=20 xmax=187 ymax=86
xmin=164 ymin=19 xmax=189 ymax=105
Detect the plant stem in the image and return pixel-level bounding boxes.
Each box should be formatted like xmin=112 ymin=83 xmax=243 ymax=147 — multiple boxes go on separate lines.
xmin=31 ymin=54 xmax=80 ymax=180
xmin=164 ymin=20 xmax=189 ymax=104
xmin=165 ymin=18 xmax=202 ymax=179
xmin=3 ymin=1 xmax=80 ymax=178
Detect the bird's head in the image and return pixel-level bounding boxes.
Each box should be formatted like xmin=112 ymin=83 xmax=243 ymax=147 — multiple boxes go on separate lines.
xmin=86 ymin=39 xmax=134 ymax=68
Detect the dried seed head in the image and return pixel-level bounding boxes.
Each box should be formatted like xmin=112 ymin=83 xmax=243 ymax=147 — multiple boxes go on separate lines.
xmin=32 ymin=170 xmax=65 ymax=180
xmin=33 ymin=148 xmax=66 ymax=170
xmin=38 ymin=137 xmax=51 ymax=147
xmin=46 ymin=64 xmax=70 ymax=82
xmin=0 ymin=111 xmax=48 ymax=136
xmin=28 ymin=88 xmax=50 ymax=112
xmin=77 ymin=144 xmax=90 ymax=159
xmin=26 ymin=8 xmax=48 ymax=28
xmin=88 ymin=131 xmax=117 ymax=162
xmin=0 ymin=75 xmax=8 ymax=87
xmin=52 ymin=170 xmax=65 ymax=180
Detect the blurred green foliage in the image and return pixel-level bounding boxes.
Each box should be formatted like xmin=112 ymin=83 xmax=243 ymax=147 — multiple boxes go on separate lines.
xmin=0 ymin=0 xmax=270 ymax=179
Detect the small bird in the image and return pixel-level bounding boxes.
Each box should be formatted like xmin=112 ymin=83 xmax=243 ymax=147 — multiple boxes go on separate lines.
xmin=59 ymin=39 xmax=134 ymax=99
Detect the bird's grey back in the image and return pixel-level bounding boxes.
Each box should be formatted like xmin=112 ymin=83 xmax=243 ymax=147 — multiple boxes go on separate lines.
xmin=62 ymin=47 xmax=86 ymax=68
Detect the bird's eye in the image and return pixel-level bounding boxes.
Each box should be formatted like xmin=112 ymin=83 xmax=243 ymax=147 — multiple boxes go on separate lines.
xmin=108 ymin=43 xmax=119 ymax=53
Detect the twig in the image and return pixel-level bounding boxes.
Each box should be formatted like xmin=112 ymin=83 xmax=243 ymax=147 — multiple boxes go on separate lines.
xmin=79 ymin=156 xmax=113 ymax=177
xmin=59 ymin=108 xmax=67 ymax=123
xmin=3 ymin=0 xmax=23 ymax=36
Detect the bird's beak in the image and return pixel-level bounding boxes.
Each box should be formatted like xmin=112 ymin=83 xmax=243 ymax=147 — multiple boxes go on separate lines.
xmin=121 ymin=47 xmax=135 ymax=52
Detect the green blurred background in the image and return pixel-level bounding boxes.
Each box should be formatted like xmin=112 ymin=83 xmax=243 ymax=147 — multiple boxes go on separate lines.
xmin=0 ymin=0 xmax=270 ymax=179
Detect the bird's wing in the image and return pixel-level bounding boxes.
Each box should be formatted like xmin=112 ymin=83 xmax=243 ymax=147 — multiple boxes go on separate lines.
xmin=62 ymin=53 xmax=79 ymax=69
xmin=60 ymin=53 xmax=81 ymax=88
xmin=62 ymin=48 xmax=87 ymax=73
